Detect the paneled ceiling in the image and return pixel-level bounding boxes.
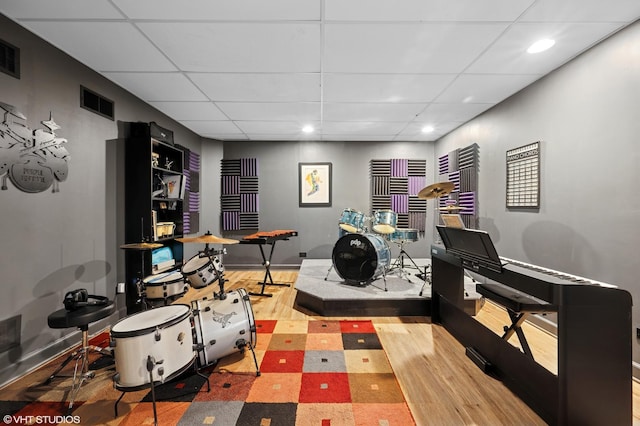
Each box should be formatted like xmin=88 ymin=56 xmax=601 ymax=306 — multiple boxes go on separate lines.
xmin=2 ymin=0 xmax=639 ymax=142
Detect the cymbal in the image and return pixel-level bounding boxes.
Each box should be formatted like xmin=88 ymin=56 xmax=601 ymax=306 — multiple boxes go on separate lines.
xmin=176 ymin=233 xmax=239 ymax=245
xmin=120 ymin=242 xmax=163 ymax=250
xmin=439 ymin=205 xmax=464 ymax=211
xmin=418 ymin=181 xmax=455 ymax=199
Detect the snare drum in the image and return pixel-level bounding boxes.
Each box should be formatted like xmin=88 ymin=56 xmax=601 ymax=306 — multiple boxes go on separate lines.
xmin=182 ymin=254 xmax=223 ymax=289
xmin=111 ymin=304 xmax=195 ymax=389
xmin=143 ymin=271 xmax=188 ymax=300
xmin=372 ymin=210 xmax=398 ymax=234
xmin=191 ymin=288 xmax=257 ymax=367
xmin=390 ymin=228 xmax=419 ymax=244
xmin=339 ymin=208 xmax=365 ymax=233
xmin=332 ymin=233 xmax=391 ymax=283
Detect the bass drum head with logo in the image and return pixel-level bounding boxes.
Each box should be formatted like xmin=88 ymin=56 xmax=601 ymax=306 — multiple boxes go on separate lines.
xmin=191 ymin=288 xmax=257 ymax=367
xmin=332 ymin=233 xmax=390 ymax=283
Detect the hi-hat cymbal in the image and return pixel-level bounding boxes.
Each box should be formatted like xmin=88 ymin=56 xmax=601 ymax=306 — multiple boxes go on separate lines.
xmin=418 ymin=181 xmax=455 ymax=199
xmin=120 ymin=242 xmax=163 ymax=250
xmin=177 ymin=232 xmax=239 ymax=245
xmin=439 ymin=205 xmax=464 ymax=211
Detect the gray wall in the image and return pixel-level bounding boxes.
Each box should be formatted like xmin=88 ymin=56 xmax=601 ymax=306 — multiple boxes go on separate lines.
xmin=220 ymin=140 xmax=435 ymax=266
xmin=0 ymin=15 xmax=211 ymax=386
xmin=436 ymin=21 xmax=640 ymax=363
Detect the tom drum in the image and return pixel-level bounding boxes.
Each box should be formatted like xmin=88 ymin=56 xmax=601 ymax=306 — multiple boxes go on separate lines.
xmin=143 ymin=270 xmax=188 ymax=300
xmin=338 ymin=208 xmax=365 ymax=233
xmin=332 ymin=233 xmax=391 ymax=284
xmin=390 ymin=228 xmax=419 ymax=244
xmin=110 ymin=304 xmax=195 ymax=389
xmin=191 ymin=288 xmax=257 ymax=367
xmin=182 ymin=254 xmax=223 ymax=289
xmin=372 ymin=210 xmax=398 ymax=234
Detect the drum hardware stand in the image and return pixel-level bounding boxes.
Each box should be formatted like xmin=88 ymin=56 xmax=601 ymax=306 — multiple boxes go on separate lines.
xmin=368 ymin=270 xmax=389 ymax=292
xmin=418 ymin=265 xmax=432 ymax=296
xmin=236 ymin=338 xmax=262 ymax=377
xmin=389 ymin=240 xmax=423 ymax=283
xmin=202 ymin=244 xmax=228 ymax=300
xmin=113 ymin=355 xmax=210 ymax=421
xmin=146 ymin=355 xmax=161 ymax=426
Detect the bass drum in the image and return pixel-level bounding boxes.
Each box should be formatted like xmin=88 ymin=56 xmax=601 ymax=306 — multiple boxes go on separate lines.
xmin=332 ymin=233 xmax=390 ymax=284
xmin=182 ymin=254 xmax=223 ymax=289
xmin=191 ymin=288 xmax=257 ymax=367
xmin=110 ymin=304 xmax=195 ymax=390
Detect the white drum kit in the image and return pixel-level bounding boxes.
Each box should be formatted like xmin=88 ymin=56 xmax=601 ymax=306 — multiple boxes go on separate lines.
xmin=116 ymin=232 xmax=260 ymax=425
xmin=329 ymin=182 xmax=457 ymax=290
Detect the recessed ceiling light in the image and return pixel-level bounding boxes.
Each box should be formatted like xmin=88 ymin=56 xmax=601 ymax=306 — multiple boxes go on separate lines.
xmin=302 ymin=125 xmax=314 ymax=133
xmin=421 ymin=125 xmax=434 ymax=134
xmin=527 ymin=39 xmax=555 ymax=54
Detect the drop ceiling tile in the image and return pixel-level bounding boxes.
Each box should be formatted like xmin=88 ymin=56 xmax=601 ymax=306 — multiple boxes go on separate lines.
xmin=18 ymin=22 xmax=177 ymax=72
xmin=216 ymin=102 xmax=320 ymax=121
xmin=189 ymin=73 xmax=321 ymax=102
xmin=204 ymin=134 xmax=249 ymax=141
xmin=467 ymin=22 xmax=626 ymax=74
xmin=323 ymin=103 xmax=426 ymax=122
xmin=323 ymin=74 xmax=455 ymax=103
xmin=179 ymin=120 xmax=242 ymax=135
xmin=137 ymin=22 xmax=320 ymax=72
xmin=321 ymin=121 xmax=407 ymax=135
xmin=113 ymin=0 xmax=320 ymax=20
xmin=325 ymin=0 xmax=534 ymax=22
xmin=520 ymin=0 xmax=640 ymax=22
xmin=1 ymin=0 xmax=123 ymax=19
xmin=234 ymin=121 xmax=315 ymax=134
xmin=148 ymin=102 xmax=228 ymax=121
xmin=320 ymin=135 xmax=393 ymax=141
xmin=417 ymin=103 xmax=493 ymax=123
xmin=245 ymin=134 xmax=317 ymax=141
xmin=323 ymin=22 xmax=509 ymax=73
xmin=396 ymin=121 xmax=463 ymax=141
xmin=435 ymin=74 xmax=541 ymax=104
xmin=103 ymin=73 xmax=208 ymax=101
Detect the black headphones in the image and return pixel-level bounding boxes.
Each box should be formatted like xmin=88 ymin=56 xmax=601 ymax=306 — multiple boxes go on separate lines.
xmin=63 ymin=289 xmax=109 ymax=311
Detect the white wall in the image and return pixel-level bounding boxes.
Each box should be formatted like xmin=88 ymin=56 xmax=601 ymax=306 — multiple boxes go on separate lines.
xmin=436 ymin=21 xmax=640 ymax=361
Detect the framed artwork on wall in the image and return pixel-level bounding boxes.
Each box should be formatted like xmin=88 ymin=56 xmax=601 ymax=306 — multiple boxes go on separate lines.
xmin=299 ymin=162 xmax=332 ymax=207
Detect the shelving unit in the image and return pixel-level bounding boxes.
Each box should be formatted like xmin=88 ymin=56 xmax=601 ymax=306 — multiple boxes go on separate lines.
xmin=124 ymin=122 xmax=184 ymax=313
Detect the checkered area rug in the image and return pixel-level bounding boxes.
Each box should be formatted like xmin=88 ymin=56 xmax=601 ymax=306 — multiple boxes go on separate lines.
xmin=0 ymin=320 xmax=415 ymax=425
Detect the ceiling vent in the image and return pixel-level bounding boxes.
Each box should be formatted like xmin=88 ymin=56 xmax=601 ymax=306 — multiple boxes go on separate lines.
xmin=0 ymin=38 xmax=20 ymax=79
xmin=80 ymin=85 xmax=114 ymax=120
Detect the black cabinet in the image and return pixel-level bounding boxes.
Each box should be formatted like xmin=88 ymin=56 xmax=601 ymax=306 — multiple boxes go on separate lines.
xmin=124 ymin=122 xmax=184 ymax=313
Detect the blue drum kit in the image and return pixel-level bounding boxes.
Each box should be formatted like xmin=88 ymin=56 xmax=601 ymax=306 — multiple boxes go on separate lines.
xmin=329 ymin=182 xmax=457 ymax=290
xmin=330 ymin=207 xmax=422 ymax=290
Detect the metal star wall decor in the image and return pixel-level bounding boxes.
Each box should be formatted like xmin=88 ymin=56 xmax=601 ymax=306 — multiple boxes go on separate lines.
xmin=0 ymin=102 xmax=69 ymax=193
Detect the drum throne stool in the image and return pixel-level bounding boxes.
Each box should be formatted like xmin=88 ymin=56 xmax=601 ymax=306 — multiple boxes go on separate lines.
xmin=46 ymin=297 xmax=115 ymax=413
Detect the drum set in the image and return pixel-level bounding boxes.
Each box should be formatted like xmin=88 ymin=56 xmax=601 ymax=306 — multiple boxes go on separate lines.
xmin=328 ymin=182 xmax=457 ymax=290
xmin=117 ymin=233 xmax=260 ymax=425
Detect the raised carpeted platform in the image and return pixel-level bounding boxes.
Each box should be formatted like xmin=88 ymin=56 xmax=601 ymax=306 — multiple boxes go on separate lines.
xmin=294 ymin=259 xmax=482 ymax=317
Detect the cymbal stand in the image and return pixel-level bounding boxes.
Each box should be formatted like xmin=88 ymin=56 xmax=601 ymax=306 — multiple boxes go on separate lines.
xmin=203 ymin=244 xmax=227 ymax=300
xmin=389 ymin=240 xmax=423 ymax=283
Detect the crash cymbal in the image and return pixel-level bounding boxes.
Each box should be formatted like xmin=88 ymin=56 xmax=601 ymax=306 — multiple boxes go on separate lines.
xmin=120 ymin=242 xmax=163 ymax=250
xmin=439 ymin=205 xmax=464 ymax=211
xmin=418 ymin=181 xmax=455 ymax=199
xmin=177 ymin=232 xmax=239 ymax=245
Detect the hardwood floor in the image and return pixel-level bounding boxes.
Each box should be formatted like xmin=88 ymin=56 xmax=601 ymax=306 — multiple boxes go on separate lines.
xmin=3 ymin=269 xmax=638 ymax=425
